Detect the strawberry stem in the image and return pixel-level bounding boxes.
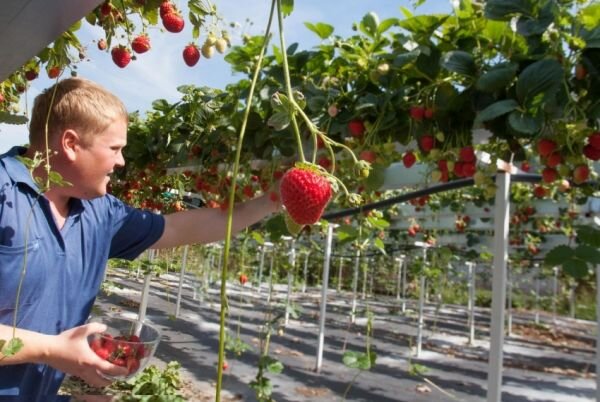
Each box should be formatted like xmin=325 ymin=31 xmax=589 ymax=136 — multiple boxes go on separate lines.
xmin=215 ymin=1 xmax=276 ymax=400
xmin=276 ymin=0 xmax=305 ymax=163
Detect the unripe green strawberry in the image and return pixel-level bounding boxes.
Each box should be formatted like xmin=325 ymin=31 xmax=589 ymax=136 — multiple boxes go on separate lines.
xmin=205 ymin=34 xmax=217 ymax=46
xmin=111 ymin=46 xmax=131 ymax=68
xmin=201 ymin=42 xmax=214 ymax=59
xmin=280 ymin=166 xmax=332 ymax=225
xmin=215 ymin=38 xmax=228 ymax=54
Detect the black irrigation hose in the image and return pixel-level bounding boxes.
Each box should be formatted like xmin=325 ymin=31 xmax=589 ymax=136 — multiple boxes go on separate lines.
xmin=323 ymin=173 xmax=548 ymax=221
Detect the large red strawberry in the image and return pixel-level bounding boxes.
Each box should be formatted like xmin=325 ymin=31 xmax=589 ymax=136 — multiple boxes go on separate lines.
xmin=572 ymin=164 xmax=590 ymax=184
xmin=402 ymin=151 xmax=416 ymax=168
xmin=162 ymin=11 xmax=184 ymax=33
xmin=588 ymin=132 xmax=600 ymax=150
xmin=132 ymin=35 xmax=151 ymax=54
xmin=583 ymin=144 xmax=600 ymax=161
xmin=419 ymin=135 xmax=435 ymax=152
xmin=159 ymin=1 xmax=174 ymax=18
xmin=183 ymin=44 xmax=200 ymax=66
xmin=348 ymin=119 xmax=365 ymax=138
xmin=111 ymin=46 xmax=131 ymax=68
xmin=280 ymin=165 xmax=332 ymax=225
xmin=536 ymin=138 xmax=557 ymax=157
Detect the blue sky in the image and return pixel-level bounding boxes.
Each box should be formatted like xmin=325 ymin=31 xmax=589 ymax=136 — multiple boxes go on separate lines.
xmin=0 ymin=0 xmax=451 ymax=152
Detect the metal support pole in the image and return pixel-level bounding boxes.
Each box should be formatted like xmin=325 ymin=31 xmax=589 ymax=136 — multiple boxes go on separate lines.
xmin=534 ymin=263 xmax=540 ymax=325
xmin=486 ymin=171 xmax=511 ymax=402
xmin=361 ymin=257 xmax=368 ymax=300
xmin=507 ymin=264 xmax=512 ymax=337
xmin=416 ymin=246 xmax=429 ymax=357
xmin=350 ymin=249 xmax=360 ymax=323
xmin=267 ymin=249 xmax=275 ymax=304
xmin=396 ymin=255 xmax=404 ymax=300
xmin=402 ymin=255 xmax=408 ymax=313
xmin=316 ymin=224 xmax=335 ymax=373
xmin=552 ymin=266 xmax=559 ymax=324
xmin=302 ymin=252 xmax=310 ymax=293
xmin=467 ymin=261 xmax=476 ymax=344
xmin=174 ymin=245 xmax=189 ymax=318
xmin=256 ymin=245 xmax=266 ymax=293
xmin=337 ymin=256 xmax=344 ymax=293
xmin=284 ymin=240 xmax=296 ymax=326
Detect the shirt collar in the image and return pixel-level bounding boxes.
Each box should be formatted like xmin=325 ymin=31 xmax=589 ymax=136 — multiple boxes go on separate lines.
xmin=1 ymin=146 xmax=41 ymax=193
xmin=1 ymin=146 xmax=86 ymax=214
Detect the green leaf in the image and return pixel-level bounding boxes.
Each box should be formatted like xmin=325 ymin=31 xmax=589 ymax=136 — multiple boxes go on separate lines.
xmin=304 ymin=22 xmax=334 ymax=40
xmin=563 ymin=258 xmax=589 ymax=279
xmin=367 ymin=216 xmax=389 ymax=229
xmin=337 ymin=225 xmax=359 ymax=241
xmin=392 ymin=50 xmax=419 ymax=69
xmin=0 ymin=111 xmax=28 ymax=125
xmin=1 ymin=338 xmax=24 ymax=357
xmin=360 ymin=12 xmax=380 ymax=38
xmin=267 ymin=111 xmax=291 ymax=131
xmin=576 ymin=225 xmax=600 ymax=247
xmin=516 ymin=59 xmax=564 ymax=105
xmin=397 ymin=14 xmax=448 ymax=36
xmin=283 ymin=212 xmax=304 ymax=236
xmin=374 ymin=238 xmax=386 ymax=255
xmin=342 ymin=351 xmax=360 ymax=368
xmin=474 ymin=99 xmax=519 ymax=124
xmin=581 ymin=27 xmax=600 ymax=48
xmin=251 ymin=231 xmax=265 ymax=245
xmin=364 ymin=165 xmax=385 ymax=191
xmin=580 ymin=3 xmax=600 ymax=31
xmin=484 ymin=0 xmax=533 ymax=21
xmin=507 ymin=110 xmax=541 ymax=135
xmin=377 ymin=18 xmax=398 ymax=35
xmin=575 ymin=245 xmax=600 ymax=264
xmin=544 ymin=245 xmax=575 ymax=266
xmin=440 ymin=50 xmax=476 ymax=77
xmin=475 ymin=63 xmax=518 ymax=92
xmin=259 ymin=355 xmax=284 ymax=374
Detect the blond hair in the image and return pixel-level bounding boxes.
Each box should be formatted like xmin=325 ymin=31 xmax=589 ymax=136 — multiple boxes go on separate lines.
xmin=29 ymin=77 xmax=128 ymax=147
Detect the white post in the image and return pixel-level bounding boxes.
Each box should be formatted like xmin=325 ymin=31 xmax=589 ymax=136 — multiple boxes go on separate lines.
xmin=552 ymin=266 xmax=559 ymax=324
xmin=337 ymin=256 xmax=344 ymax=292
xmin=284 ymin=239 xmax=296 ymax=326
xmin=402 ymin=254 xmax=408 ymax=313
xmin=416 ymin=245 xmax=429 ymax=357
xmin=486 ymin=171 xmax=511 ymax=402
xmin=267 ymin=248 xmax=276 ymax=304
xmin=507 ymin=263 xmax=512 ymax=337
xmin=174 ymin=245 xmax=189 ymax=318
xmin=595 ymin=264 xmax=600 ymax=402
xmin=257 ymin=242 xmax=272 ymax=294
xmin=361 ymin=257 xmax=368 ymax=300
xmin=316 ymin=224 xmax=335 ymax=373
xmin=534 ymin=263 xmax=540 ymax=325
xmin=467 ymin=261 xmax=476 ymax=344
xmin=138 ymin=273 xmax=152 ymax=323
xmin=302 ymin=252 xmax=310 ymax=293
xmin=395 ymin=256 xmax=402 ymax=300
xmin=350 ymin=249 xmax=360 ymax=323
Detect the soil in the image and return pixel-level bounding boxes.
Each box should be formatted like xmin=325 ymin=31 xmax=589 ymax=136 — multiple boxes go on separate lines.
xmin=59 ymin=267 xmax=597 ymax=401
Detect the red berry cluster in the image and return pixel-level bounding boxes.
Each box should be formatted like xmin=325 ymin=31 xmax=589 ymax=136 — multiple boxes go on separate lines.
xmin=90 ymin=333 xmax=149 ymax=375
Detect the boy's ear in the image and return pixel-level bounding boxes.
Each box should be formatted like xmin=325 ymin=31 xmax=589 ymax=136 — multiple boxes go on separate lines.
xmin=62 ymin=129 xmax=82 ymax=161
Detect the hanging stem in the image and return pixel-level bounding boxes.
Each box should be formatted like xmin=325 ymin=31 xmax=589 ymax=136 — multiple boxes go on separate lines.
xmin=276 ymin=0 xmax=305 ymax=163
xmin=215 ymin=1 xmax=276 ymax=400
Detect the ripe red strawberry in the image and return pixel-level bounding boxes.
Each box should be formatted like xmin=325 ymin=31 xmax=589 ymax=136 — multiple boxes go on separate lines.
xmin=183 ymin=44 xmax=200 ymax=66
xmin=47 ymin=66 xmax=61 ymax=79
xmin=239 ymin=274 xmax=248 ymax=285
xmin=97 ymin=38 xmax=107 ymax=50
xmin=132 ymin=35 xmax=151 ymax=54
xmin=520 ymin=161 xmax=531 ymax=172
xmin=348 ymin=119 xmax=365 ymax=138
xmin=462 ymin=161 xmax=477 ymax=177
xmin=545 ymin=152 xmax=562 ymax=168
xmin=588 ymin=132 xmax=600 ymax=150
xmin=583 ymin=144 xmax=600 ymax=161
xmin=572 ymin=164 xmax=590 ymax=184
xmin=536 ymin=138 xmax=557 ymax=157
xmin=533 ymin=185 xmax=547 ymax=198
xmin=280 ymin=166 xmax=332 ymax=225
xmin=111 ymin=46 xmax=131 ymax=68
xmin=409 ymin=106 xmax=425 ymax=121
xmin=162 ymin=12 xmax=184 ymax=33
xmin=459 ymin=146 xmax=476 ymax=162
xmin=575 ymin=64 xmax=587 ymax=80
xmin=159 ymin=1 xmax=174 ymax=18
xmin=419 ymin=135 xmax=435 ymax=152
xmin=541 ymin=167 xmax=558 ymax=183
xmin=0 ymin=93 xmax=5 ymax=103
xmin=25 ymin=70 xmax=38 ymax=81
xmin=359 ymin=150 xmax=377 ymax=163
xmin=403 ymin=151 xmax=416 ymax=168
xmin=424 ymin=107 xmax=434 ymax=119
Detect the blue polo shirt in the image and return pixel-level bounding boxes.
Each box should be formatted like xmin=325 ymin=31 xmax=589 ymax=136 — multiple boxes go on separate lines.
xmin=0 ymin=147 xmax=165 ymax=400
